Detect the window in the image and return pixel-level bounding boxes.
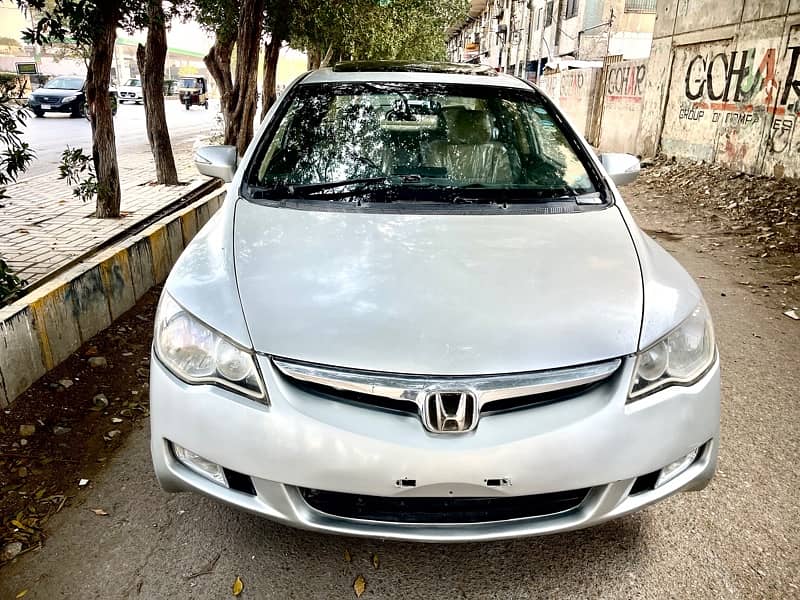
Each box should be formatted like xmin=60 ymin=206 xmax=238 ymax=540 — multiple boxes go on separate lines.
xmin=545 ymin=1 xmax=554 ymax=26
xmin=247 ymin=83 xmax=597 ymax=200
xmin=564 ymin=0 xmax=578 ymax=19
xmin=624 ymin=0 xmax=657 ymax=13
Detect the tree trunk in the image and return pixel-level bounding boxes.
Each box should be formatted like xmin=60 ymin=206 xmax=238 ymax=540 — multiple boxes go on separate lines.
xmin=139 ymin=0 xmax=178 ymax=185
xmin=307 ymin=46 xmax=321 ymax=71
xmin=85 ymin=16 xmax=120 ymax=218
xmin=204 ymin=35 xmax=234 ymax=119
xmin=225 ymin=0 xmax=265 ymax=156
xmin=260 ymin=37 xmax=281 ymax=122
xmin=319 ymin=44 xmax=335 ymax=68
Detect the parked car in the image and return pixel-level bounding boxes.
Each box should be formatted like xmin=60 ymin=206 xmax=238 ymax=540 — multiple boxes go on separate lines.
xmin=28 ymin=75 xmax=117 ymax=118
xmin=150 ymin=61 xmax=720 ymax=542
xmin=117 ymin=77 xmax=143 ymax=104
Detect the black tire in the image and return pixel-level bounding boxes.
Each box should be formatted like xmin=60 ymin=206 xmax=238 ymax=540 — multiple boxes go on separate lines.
xmin=204 ymin=101 xmax=209 ymax=110
xmin=185 ymin=101 xmax=190 ymax=111
xmin=71 ymin=104 xmax=86 ymax=119
xmin=33 ymin=109 xmax=45 ymax=118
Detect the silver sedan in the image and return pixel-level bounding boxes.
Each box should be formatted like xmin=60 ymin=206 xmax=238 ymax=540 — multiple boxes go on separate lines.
xmin=150 ymin=62 xmax=719 ymax=542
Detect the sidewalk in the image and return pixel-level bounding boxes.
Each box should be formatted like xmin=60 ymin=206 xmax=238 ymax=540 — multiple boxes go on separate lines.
xmin=0 ymin=140 xmax=209 ymax=288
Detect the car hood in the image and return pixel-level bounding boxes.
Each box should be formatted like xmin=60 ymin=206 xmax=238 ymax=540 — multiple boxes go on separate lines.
xmin=233 ymin=201 xmax=643 ymax=375
xmin=118 ymin=85 xmax=140 ymax=92
xmin=32 ymin=88 xmax=82 ymax=98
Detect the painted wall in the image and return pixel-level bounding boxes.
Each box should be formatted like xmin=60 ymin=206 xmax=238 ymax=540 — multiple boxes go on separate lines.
xmin=599 ymin=59 xmax=648 ymax=153
xmin=541 ymin=67 xmax=602 ymax=137
xmin=640 ymin=0 xmax=800 ymax=178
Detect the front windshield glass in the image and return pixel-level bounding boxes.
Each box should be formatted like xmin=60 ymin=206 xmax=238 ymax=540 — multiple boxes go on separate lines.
xmin=124 ymin=78 xmax=141 ymax=87
xmin=179 ymin=78 xmax=198 ymax=88
xmin=44 ymin=77 xmax=84 ymax=90
xmin=248 ymin=82 xmax=597 ymax=199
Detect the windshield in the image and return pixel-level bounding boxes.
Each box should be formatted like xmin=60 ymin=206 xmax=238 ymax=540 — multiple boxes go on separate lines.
xmin=247 ymin=82 xmax=598 ymax=202
xmin=44 ymin=77 xmax=84 ymax=90
xmin=124 ymin=78 xmax=140 ymax=87
xmin=179 ymin=78 xmax=199 ymax=88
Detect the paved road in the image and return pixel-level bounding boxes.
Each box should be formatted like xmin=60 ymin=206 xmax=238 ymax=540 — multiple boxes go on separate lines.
xmin=1 ymin=219 xmax=798 ymax=598
xmin=20 ymin=99 xmax=220 ymax=178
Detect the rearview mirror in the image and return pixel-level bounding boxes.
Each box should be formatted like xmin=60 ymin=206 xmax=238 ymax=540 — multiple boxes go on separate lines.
xmin=194 ymin=145 xmax=237 ymax=182
xmin=599 ymin=153 xmax=640 ymax=187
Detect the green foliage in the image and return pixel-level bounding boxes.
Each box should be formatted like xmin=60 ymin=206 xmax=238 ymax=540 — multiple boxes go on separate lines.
xmin=290 ymin=0 xmax=468 ymax=63
xmin=0 ymin=72 xmax=34 ymax=201
xmin=59 ymin=146 xmax=97 ymax=204
xmin=16 ymin=1 xmax=148 ymax=48
xmin=0 ymin=257 xmax=26 ymax=306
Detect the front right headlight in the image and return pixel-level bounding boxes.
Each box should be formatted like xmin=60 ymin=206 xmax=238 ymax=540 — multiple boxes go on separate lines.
xmin=154 ymin=293 xmax=267 ymax=402
xmin=628 ymin=301 xmax=716 ymax=401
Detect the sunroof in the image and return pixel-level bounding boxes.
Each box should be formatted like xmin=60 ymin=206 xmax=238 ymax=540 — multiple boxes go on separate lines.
xmin=331 ymin=61 xmax=498 ymax=76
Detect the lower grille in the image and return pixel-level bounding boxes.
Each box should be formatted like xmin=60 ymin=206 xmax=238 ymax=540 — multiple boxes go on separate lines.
xmin=299 ymin=487 xmax=590 ymax=523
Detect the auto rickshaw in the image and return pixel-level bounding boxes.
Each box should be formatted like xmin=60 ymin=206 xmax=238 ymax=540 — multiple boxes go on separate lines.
xmin=178 ymin=76 xmax=208 ymax=110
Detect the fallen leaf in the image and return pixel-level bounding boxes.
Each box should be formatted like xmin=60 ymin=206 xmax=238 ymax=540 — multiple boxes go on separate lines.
xmin=353 ymin=575 xmax=366 ymax=598
xmin=372 ymin=554 xmax=379 ymax=569
xmin=91 ymin=508 xmax=109 ymax=516
xmin=16 ymin=591 xmax=27 ymax=598
xmin=78 ymin=478 xmax=89 ymax=487
xmin=784 ymin=309 xmax=799 ymax=320
xmin=232 ymin=576 xmax=243 ymax=596
xmin=344 ymin=549 xmax=351 ymax=562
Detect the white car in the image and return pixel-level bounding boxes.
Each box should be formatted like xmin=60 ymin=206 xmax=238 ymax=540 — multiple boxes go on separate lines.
xmin=150 ymin=61 xmax=720 ymax=542
xmin=117 ymin=77 xmax=143 ymax=104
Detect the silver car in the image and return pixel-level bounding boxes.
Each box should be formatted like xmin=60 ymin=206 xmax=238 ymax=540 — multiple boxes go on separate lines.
xmin=150 ymin=62 xmax=720 ymax=542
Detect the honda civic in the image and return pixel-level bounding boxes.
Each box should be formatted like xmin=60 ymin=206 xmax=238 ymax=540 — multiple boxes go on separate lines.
xmin=150 ymin=61 xmax=720 ymax=542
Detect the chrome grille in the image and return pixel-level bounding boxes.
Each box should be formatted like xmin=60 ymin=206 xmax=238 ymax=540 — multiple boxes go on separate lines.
xmin=273 ymin=357 xmax=621 ymax=423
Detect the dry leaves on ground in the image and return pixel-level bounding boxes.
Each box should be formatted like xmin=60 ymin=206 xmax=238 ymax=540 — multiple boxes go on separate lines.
xmin=353 ymin=575 xmax=366 ymax=598
xmin=232 ymin=576 xmax=244 ymax=596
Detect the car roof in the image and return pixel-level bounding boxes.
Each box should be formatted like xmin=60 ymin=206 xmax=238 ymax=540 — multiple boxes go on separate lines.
xmin=302 ymin=61 xmax=531 ymax=90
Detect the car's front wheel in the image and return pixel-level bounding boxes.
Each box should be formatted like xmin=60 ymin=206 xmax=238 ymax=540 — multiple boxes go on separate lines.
xmin=71 ymin=104 xmax=86 ymax=119
xmin=33 ymin=108 xmax=44 ymax=118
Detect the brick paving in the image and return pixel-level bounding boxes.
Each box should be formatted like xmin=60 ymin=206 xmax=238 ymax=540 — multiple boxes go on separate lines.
xmin=0 ymin=140 xmax=209 ymax=286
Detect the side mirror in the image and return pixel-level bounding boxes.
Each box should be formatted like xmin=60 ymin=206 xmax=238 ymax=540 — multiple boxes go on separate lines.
xmin=194 ymin=145 xmax=237 ymax=182
xmin=599 ymin=153 xmax=640 ymax=187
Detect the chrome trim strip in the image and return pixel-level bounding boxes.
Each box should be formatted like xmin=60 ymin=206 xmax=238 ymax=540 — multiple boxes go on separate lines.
xmin=272 ymin=358 xmax=622 ymax=411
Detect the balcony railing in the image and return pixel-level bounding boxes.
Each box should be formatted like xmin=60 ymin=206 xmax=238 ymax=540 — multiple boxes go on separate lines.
xmin=624 ymin=0 xmax=657 ymax=13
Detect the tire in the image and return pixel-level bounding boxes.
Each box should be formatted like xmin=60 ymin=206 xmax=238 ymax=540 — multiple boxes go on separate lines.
xmin=33 ymin=109 xmax=44 ymax=118
xmin=71 ymin=104 xmax=86 ymax=119
xmin=204 ymin=101 xmax=209 ymax=110
xmin=185 ymin=102 xmax=190 ymax=111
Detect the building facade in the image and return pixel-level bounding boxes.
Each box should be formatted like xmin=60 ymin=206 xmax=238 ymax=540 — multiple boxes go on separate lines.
xmin=447 ymin=0 xmax=657 ymax=78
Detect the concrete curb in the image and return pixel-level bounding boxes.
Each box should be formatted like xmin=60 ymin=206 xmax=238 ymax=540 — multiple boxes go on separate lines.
xmin=0 ymin=186 xmax=226 ymax=408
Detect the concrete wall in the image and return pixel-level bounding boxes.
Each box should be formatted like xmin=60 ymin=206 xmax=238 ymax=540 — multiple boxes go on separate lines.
xmin=599 ymin=59 xmax=648 ymax=153
xmin=639 ymin=0 xmax=800 ymax=178
xmin=542 ymin=67 xmax=602 ymax=138
xmin=0 ymin=188 xmax=226 ymax=408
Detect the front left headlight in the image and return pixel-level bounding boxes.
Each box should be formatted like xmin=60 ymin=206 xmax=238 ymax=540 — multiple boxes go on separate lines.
xmin=62 ymin=95 xmax=77 ymax=103
xmin=154 ymin=293 xmax=267 ymax=402
xmin=628 ymin=301 xmax=716 ymax=401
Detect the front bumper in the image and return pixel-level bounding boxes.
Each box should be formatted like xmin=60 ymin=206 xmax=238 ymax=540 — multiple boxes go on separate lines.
xmin=28 ymin=98 xmax=80 ymax=113
xmin=150 ymin=355 xmax=720 ymax=542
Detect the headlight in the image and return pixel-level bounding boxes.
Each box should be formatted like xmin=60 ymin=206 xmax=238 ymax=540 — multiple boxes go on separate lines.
xmin=154 ymin=293 xmax=267 ymax=401
xmin=62 ymin=95 xmax=77 ymax=103
xmin=629 ymin=301 xmax=715 ymax=401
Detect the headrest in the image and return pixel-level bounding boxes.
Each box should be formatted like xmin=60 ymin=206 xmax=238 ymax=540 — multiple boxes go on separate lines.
xmin=442 ymin=106 xmax=492 ymax=145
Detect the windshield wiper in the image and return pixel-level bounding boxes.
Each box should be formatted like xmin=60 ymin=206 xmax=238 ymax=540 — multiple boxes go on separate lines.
xmin=250 ymin=175 xmax=451 ymax=201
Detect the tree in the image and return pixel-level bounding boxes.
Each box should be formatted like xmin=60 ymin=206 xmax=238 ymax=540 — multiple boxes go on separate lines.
xmin=17 ymin=1 xmax=148 ymax=218
xmin=291 ymin=0 xmax=466 ymax=67
xmin=189 ymin=0 xmax=265 ymax=156
xmin=260 ymin=0 xmax=293 ymax=120
xmin=0 ymin=72 xmax=34 ymax=305
xmin=0 ymin=72 xmax=34 ymax=201
xmin=137 ymin=0 xmax=178 ymax=185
